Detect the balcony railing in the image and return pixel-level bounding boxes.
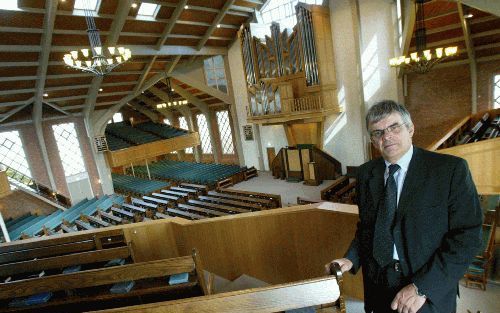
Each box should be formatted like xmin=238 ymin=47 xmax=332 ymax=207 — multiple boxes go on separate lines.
xmin=247 ymin=94 xmax=323 ymax=118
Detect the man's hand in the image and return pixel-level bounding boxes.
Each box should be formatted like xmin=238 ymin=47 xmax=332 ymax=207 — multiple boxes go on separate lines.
xmin=391 ymin=283 xmax=426 ymax=313
xmin=324 ymin=258 xmax=353 ymax=274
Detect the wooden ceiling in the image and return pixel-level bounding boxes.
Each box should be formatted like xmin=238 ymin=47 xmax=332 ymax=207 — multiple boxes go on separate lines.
xmin=0 ymin=0 xmax=262 ymax=123
xmin=408 ymin=1 xmax=500 ymax=65
xmin=0 ymin=0 xmax=498 ymax=124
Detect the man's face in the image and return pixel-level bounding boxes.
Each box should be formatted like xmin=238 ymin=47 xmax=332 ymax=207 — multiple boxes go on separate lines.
xmin=368 ymin=112 xmax=414 ymax=164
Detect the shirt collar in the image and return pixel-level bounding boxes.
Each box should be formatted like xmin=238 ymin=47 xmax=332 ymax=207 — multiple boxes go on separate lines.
xmin=384 ymin=145 xmax=413 ymax=173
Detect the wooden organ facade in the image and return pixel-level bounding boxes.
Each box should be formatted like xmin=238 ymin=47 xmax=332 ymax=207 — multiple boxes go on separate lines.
xmin=239 ymin=3 xmax=340 ymax=148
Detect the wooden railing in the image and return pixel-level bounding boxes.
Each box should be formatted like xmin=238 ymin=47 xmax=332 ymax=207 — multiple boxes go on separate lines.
xmin=285 ymin=94 xmax=323 ymax=112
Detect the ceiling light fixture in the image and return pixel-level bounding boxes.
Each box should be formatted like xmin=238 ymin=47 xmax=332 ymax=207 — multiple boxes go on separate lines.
xmin=389 ymin=0 xmax=458 ymax=74
xmin=63 ymin=1 xmax=131 ymax=76
xmin=131 ymin=3 xmax=137 ymax=8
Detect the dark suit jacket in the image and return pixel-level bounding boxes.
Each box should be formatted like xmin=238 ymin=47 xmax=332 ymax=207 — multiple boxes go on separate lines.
xmin=345 ymin=146 xmax=482 ymax=313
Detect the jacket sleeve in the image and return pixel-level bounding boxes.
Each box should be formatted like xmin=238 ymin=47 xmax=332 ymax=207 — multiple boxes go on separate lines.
xmin=344 ymin=170 xmax=364 ymax=274
xmin=412 ymin=158 xmax=482 ymax=303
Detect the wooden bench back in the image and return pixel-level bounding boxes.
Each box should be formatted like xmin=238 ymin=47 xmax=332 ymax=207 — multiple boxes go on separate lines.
xmin=87 ymin=263 xmax=345 ymax=313
xmin=0 ymin=229 xmax=126 ymax=265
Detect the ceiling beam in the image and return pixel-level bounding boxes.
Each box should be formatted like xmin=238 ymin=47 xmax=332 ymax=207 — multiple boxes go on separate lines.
xmin=134 ymin=0 xmax=188 ymax=94
xmin=0 ymin=45 xmax=228 ymax=55
xmin=43 ymin=101 xmax=73 ymax=116
xmin=84 ymin=0 xmax=134 ymax=118
xmin=159 ymin=81 xmax=209 ymax=114
xmin=0 ymin=102 xmax=31 ymax=123
xmin=48 ymin=91 xmax=130 ymax=102
xmin=128 ymin=100 xmax=160 ymax=122
xmin=196 ymin=1 xmax=237 ymax=50
xmin=458 ymin=2 xmax=478 ymax=114
xmin=171 ymin=72 xmax=233 ymax=105
xmin=33 ymin=0 xmax=58 ymax=122
xmin=455 ymin=0 xmax=500 ymax=17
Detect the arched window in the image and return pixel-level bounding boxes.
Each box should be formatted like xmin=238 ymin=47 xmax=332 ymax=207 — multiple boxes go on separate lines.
xmin=196 ymin=114 xmax=213 ymax=154
xmin=52 ymin=123 xmax=86 ymax=177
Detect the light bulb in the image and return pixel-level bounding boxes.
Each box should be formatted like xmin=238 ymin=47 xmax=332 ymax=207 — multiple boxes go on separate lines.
xmin=436 ymin=48 xmax=443 ymax=58
xmin=410 ymin=52 xmax=418 ymax=61
xmin=423 ymin=50 xmax=431 ymax=60
xmin=85 ymin=60 xmax=92 ymax=67
xmin=118 ymin=47 xmax=125 ymax=55
xmin=108 ymin=47 xmax=116 ymax=55
xmin=70 ymin=50 xmax=78 ymax=60
xmin=81 ymin=48 xmax=89 ymax=57
xmin=116 ymin=56 xmax=122 ymax=63
xmin=107 ymin=58 xmax=113 ymax=64
xmin=445 ymin=46 xmax=457 ymax=56
xmin=75 ymin=60 xmax=82 ymax=67
xmin=94 ymin=46 xmax=102 ymax=55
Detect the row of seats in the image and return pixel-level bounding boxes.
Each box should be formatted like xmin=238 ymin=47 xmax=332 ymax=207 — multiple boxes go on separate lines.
xmin=6 ymin=195 xmax=124 ymax=241
xmin=105 ymin=121 xmax=189 ymax=151
xmin=131 ymin=160 xmax=245 ymax=187
xmin=112 ymin=173 xmax=169 ymax=196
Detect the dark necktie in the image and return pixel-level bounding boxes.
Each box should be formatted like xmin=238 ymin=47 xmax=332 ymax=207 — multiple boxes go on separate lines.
xmin=373 ymin=163 xmax=400 ymax=267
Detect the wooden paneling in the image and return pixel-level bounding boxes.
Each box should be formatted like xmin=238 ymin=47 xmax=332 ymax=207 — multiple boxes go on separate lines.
xmin=0 ymin=171 xmax=11 ymax=198
xmin=106 ymin=132 xmax=201 ymax=167
xmin=437 ymin=137 xmax=500 ymax=195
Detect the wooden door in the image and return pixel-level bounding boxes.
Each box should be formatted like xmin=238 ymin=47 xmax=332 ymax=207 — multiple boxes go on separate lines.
xmin=266 ymin=147 xmax=276 ymax=171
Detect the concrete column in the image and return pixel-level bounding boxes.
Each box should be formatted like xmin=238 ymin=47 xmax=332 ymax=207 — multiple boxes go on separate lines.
xmin=33 ymin=120 xmax=57 ymax=190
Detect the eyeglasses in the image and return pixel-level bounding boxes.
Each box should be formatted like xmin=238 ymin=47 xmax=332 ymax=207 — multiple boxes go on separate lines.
xmin=369 ymin=123 xmax=406 ymax=140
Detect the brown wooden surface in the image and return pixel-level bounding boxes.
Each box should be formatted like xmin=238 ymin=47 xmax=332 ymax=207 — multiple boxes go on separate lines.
xmin=167 ymin=208 xmax=206 ymax=220
xmin=220 ymin=188 xmax=282 ymax=207
xmin=197 ymin=195 xmax=262 ymax=210
xmin=0 ymin=246 xmax=131 ymax=277
xmin=187 ymin=199 xmax=251 ymax=214
xmin=208 ymin=191 xmax=273 ymax=206
xmin=86 ymin=276 xmax=340 ymax=313
xmin=178 ymin=203 xmax=228 ymax=217
xmin=0 ymin=256 xmax=195 ymax=300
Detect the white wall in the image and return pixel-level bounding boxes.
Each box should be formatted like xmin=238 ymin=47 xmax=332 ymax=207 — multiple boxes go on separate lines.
xmin=322 ymin=0 xmax=399 ymax=171
xmin=227 ymin=39 xmax=263 ymax=170
xmin=259 ymin=125 xmax=288 ymax=171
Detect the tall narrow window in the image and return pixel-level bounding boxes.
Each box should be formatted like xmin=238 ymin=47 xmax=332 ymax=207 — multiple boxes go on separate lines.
xmin=260 ymin=0 xmax=322 ymax=29
xmin=396 ymin=0 xmax=403 ymax=48
xmin=494 ymin=74 xmax=500 ymax=109
xmin=112 ymin=112 xmax=123 ymax=123
xmin=196 ymin=114 xmax=213 ymax=154
xmin=52 ymin=123 xmax=86 ymax=177
xmin=0 ymin=131 xmax=32 ymax=183
xmin=179 ymin=116 xmax=193 ymax=153
xmin=216 ymin=110 xmax=235 ymax=154
xmin=203 ymin=56 xmax=227 ymax=93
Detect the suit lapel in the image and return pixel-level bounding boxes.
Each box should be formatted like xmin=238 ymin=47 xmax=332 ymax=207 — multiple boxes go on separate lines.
xmin=368 ymin=158 xmax=385 ymax=210
xmin=395 ymin=147 xmax=427 ymax=222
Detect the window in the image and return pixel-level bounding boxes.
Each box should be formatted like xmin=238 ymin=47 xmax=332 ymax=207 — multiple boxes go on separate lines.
xmin=112 ymin=112 xmax=123 ymax=123
xmin=203 ymin=56 xmax=228 ymax=93
xmin=1 ymin=0 xmax=19 ymax=11
xmin=396 ymin=0 xmax=403 ymax=48
xmin=52 ymin=123 xmax=87 ymax=177
xmin=137 ymin=3 xmax=159 ymax=17
xmin=260 ymin=0 xmax=323 ymax=30
xmin=74 ymin=0 xmax=99 ymax=11
xmin=179 ymin=116 xmax=193 ymax=153
xmin=216 ymin=110 xmax=235 ymax=154
xmin=494 ymin=74 xmax=500 ymax=109
xmin=196 ymin=114 xmax=213 ymax=154
xmin=0 ymin=131 xmax=32 ymax=182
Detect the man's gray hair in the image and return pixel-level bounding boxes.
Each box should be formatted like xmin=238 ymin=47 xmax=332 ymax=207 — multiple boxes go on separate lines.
xmin=365 ymin=100 xmax=413 ymax=130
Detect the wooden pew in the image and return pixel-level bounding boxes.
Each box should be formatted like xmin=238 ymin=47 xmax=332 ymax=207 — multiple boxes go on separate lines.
xmin=87 ymin=263 xmax=345 ymax=313
xmin=152 ymin=192 xmax=181 ymax=203
xmin=219 ymin=188 xmax=282 ymax=207
xmin=0 ymin=251 xmax=210 ymax=313
xmin=188 ymin=199 xmax=251 ymax=214
xmin=142 ymin=196 xmax=170 ymax=208
xmin=170 ymin=186 xmax=200 ymax=196
xmin=0 ymin=229 xmax=128 ymax=266
xmin=197 ymin=196 xmax=262 ymax=211
xmin=177 ymin=203 xmax=228 ymax=218
xmin=131 ymin=198 xmax=158 ymax=211
xmin=97 ymin=210 xmax=124 ymax=225
xmin=166 ymin=208 xmax=207 ymax=220
xmin=179 ymin=183 xmax=208 ymax=194
xmin=207 ymin=191 xmax=273 ymax=208
xmin=75 ymin=220 xmax=96 ymax=231
xmin=161 ymin=189 xmax=190 ymax=198
xmin=321 ymin=176 xmax=349 ymax=201
xmin=111 ymin=207 xmax=135 ymax=221
xmin=81 ymin=215 xmax=110 ymax=228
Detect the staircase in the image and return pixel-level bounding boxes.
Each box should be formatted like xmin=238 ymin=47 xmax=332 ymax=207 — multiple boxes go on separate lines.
xmin=1 ymin=162 xmax=71 ymax=209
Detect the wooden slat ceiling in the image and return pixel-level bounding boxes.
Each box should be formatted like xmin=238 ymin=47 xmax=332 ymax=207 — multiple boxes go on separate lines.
xmin=0 ymin=0 xmax=498 ymax=120
xmin=0 ymin=0 xmax=262 ymax=119
xmin=409 ymin=1 xmax=500 ymax=65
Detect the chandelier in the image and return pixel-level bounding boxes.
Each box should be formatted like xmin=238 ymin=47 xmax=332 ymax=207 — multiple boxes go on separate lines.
xmin=63 ymin=0 xmax=131 ymax=76
xmin=156 ymin=78 xmax=189 ymax=108
xmin=389 ymin=0 xmax=458 ymax=74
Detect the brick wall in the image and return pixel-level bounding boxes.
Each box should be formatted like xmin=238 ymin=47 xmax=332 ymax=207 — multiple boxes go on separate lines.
xmin=405 ymin=60 xmax=499 ymax=148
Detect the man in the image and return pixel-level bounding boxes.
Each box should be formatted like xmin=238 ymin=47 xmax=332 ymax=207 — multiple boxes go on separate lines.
xmin=327 ymin=100 xmax=482 ymax=313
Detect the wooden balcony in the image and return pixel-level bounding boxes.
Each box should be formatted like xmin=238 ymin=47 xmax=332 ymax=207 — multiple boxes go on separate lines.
xmin=246 ymin=94 xmax=340 ymax=125
xmin=106 ymin=132 xmax=200 ymax=168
